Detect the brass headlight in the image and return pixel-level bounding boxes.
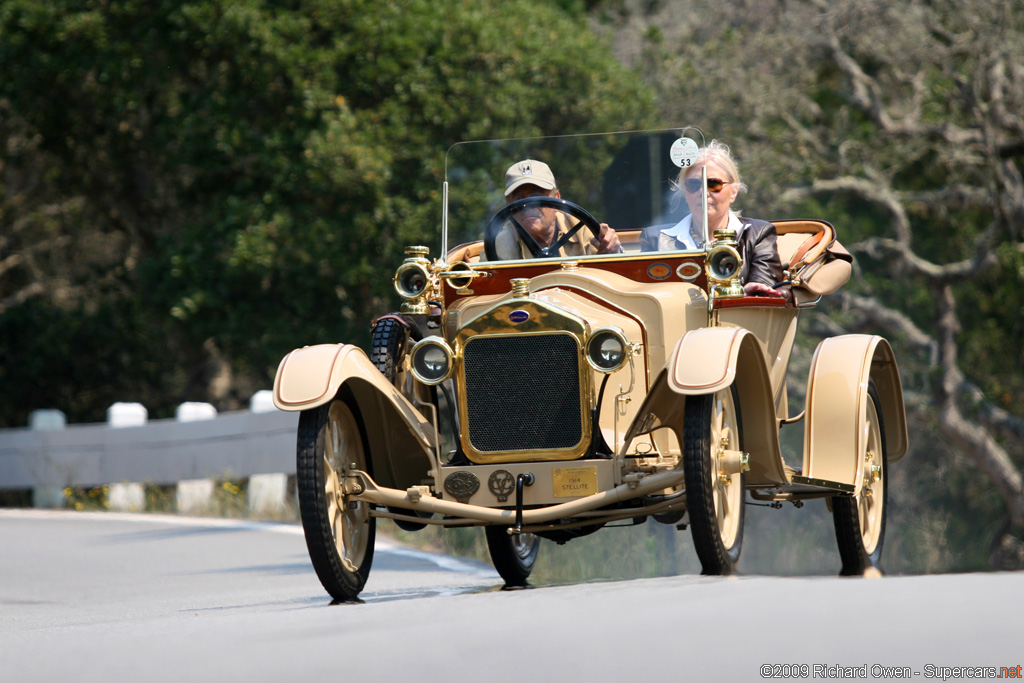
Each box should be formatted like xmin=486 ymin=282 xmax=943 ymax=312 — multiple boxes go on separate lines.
xmin=394 ymin=246 xmax=432 ymax=314
xmin=409 ymin=337 xmax=454 ymax=385
xmin=586 ymin=327 xmax=629 ymax=373
xmin=395 ymin=261 xmax=430 ymax=298
xmin=706 ymin=244 xmax=742 ymax=282
xmin=706 ymin=229 xmax=744 ymax=299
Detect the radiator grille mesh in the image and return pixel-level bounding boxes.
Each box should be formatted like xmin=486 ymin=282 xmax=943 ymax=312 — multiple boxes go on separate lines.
xmin=463 ymin=334 xmax=582 ymax=452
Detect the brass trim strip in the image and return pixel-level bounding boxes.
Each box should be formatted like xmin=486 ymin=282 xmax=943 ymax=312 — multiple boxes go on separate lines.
xmin=468 ymin=248 xmax=707 ymax=269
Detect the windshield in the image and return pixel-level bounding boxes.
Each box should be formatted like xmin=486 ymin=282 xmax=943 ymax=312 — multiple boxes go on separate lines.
xmin=442 ymin=128 xmax=711 ymax=263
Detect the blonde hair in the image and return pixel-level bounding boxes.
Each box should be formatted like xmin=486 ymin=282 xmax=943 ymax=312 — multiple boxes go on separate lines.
xmin=670 ymin=140 xmax=748 ymax=209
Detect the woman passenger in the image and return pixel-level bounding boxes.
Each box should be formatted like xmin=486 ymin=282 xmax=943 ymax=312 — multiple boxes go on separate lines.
xmin=642 ymin=140 xmax=787 ymax=299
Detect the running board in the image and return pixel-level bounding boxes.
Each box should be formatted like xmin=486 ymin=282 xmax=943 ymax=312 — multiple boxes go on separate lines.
xmin=789 ymin=475 xmax=855 ymax=493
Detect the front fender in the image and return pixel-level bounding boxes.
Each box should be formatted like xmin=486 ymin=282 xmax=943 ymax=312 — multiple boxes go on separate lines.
xmin=273 ymin=344 xmax=435 ymax=490
xmin=666 ymin=327 xmax=756 ymax=395
xmin=801 ymin=335 xmax=909 ymax=494
xmin=622 ymin=327 xmax=787 ymax=486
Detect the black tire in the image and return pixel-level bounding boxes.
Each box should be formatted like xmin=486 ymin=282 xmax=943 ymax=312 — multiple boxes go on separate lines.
xmin=485 ymin=526 xmax=540 ymax=586
xmin=297 ymin=391 xmax=375 ymax=602
xmin=832 ymin=381 xmax=888 ymax=575
xmin=370 ymin=317 xmax=433 ymax=532
xmin=370 ymin=316 xmax=408 ymax=382
xmin=683 ymin=388 xmax=745 ymax=575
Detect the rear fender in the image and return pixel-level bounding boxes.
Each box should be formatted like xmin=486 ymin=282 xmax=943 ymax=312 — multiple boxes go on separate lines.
xmin=802 ymin=335 xmax=908 ymax=494
xmin=623 ymin=327 xmax=787 ymax=486
xmin=273 ymin=344 xmax=436 ymax=490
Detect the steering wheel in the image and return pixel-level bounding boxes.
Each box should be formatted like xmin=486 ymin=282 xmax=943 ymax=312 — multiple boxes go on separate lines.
xmin=483 ymin=196 xmax=604 ymax=261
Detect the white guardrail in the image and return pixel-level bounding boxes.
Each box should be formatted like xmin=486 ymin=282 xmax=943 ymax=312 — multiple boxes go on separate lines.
xmin=0 ymin=391 xmax=299 ymax=513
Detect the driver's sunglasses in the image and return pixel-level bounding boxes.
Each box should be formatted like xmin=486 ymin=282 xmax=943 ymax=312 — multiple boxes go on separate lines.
xmin=684 ymin=178 xmax=731 ymax=194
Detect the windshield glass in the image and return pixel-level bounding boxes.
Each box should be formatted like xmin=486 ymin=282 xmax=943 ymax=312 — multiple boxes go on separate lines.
xmin=442 ymin=128 xmax=710 ymax=264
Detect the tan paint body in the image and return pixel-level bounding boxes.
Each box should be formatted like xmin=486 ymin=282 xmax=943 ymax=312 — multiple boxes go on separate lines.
xmin=802 ymin=335 xmax=908 ymax=495
xmin=272 ymin=222 xmax=907 ymax=525
xmin=273 ymin=344 xmax=435 ymax=491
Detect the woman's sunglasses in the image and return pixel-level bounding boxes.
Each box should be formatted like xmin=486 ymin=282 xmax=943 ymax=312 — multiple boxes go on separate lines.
xmin=684 ymin=178 xmax=732 ymax=193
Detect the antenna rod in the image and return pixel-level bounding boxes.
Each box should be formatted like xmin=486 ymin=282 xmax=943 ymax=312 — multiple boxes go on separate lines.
xmin=440 ymin=180 xmax=449 ymax=266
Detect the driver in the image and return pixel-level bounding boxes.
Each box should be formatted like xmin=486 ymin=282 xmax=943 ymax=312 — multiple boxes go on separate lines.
xmin=488 ymin=159 xmax=623 ymax=260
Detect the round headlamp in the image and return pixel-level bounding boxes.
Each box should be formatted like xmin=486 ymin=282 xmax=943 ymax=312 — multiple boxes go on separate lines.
xmin=410 ymin=338 xmax=454 ymax=385
xmin=394 ymin=262 xmax=431 ymax=299
xmin=706 ymin=244 xmax=742 ymax=282
xmin=586 ymin=327 xmax=629 ymax=373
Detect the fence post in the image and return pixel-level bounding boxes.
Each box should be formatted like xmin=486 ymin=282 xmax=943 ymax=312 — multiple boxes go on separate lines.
xmin=173 ymin=402 xmax=218 ymax=514
xmin=249 ymin=390 xmax=277 ymax=414
xmin=107 ymin=402 xmax=148 ymax=428
xmin=247 ymin=391 xmax=289 ymax=514
xmin=29 ymin=410 xmax=67 ymax=508
xmin=106 ymin=403 xmax=147 ymax=511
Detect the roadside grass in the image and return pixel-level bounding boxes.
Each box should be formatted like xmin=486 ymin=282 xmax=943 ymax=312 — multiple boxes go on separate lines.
xmin=63 ymin=485 xmax=110 ymax=511
xmin=56 ymin=476 xmax=298 ymax=522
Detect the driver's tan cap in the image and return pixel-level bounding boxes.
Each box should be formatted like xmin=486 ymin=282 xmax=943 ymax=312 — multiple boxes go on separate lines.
xmin=504 ymin=159 xmax=557 ymax=196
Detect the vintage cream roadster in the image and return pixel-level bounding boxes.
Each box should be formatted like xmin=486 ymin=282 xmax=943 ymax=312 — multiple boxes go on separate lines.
xmin=272 ymin=129 xmax=908 ymax=601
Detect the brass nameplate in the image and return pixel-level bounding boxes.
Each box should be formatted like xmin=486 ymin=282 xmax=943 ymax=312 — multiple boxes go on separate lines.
xmin=552 ymin=466 xmax=598 ymax=498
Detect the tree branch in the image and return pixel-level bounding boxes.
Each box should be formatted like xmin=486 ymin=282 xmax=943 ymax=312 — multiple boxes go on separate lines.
xmin=780 ymin=176 xmax=912 ymax=242
xmin=932 ymin=284 xmax=1024 ymax=527
xmin=0 ymin=282 xmax=45 ymax=315
xmin=821 ymin=30 xmax=982 ymax=146
xmin=848 ymin=237 xmax=999 ymax=281
xmin=783 ymin=174 xmax=1007 ymax=283
xmin=832 ymin=290 xmax=937 ymax=361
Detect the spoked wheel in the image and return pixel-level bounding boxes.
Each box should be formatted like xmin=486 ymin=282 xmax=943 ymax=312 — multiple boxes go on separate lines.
xmin=683 ymin=388 xmax=745 ymax=575
xmin=485 ymin=526 xmax=540 ymax=587
xmin=297 ymin=391 xmax=375 ymax=602
xmin=832 ymin=381 xmax=887 ymax=575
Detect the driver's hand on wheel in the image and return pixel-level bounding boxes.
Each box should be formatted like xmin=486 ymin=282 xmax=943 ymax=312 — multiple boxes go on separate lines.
xmin=591 ymin=223 xmax=623 ymax=254
xmin=743 ymin=281 xmax=786 ymax=298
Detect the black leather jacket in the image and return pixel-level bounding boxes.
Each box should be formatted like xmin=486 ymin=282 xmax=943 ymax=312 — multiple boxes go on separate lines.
xmin=737 ymin=217 xmax=785 ymax=288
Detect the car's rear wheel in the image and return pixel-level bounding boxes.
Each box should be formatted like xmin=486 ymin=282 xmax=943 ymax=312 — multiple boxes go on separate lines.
xmin=683 ymin=388 xmax=745 ymax=574
xmin=832 ymin=381 xmax=887 ymax=575
xmin=485 ymin=526 xmax=540 ymax=586
xmin=297 ymin=391 xmax=375 ymax=601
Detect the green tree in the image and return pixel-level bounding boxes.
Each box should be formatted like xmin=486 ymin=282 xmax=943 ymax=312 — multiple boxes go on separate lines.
xmin=0 ymin=0 xmax=654 ymax=425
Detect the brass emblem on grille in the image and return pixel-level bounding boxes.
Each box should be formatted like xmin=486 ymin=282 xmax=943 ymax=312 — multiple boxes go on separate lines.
xmin=488 ymin=470 xmax=516 ymax=502
xmin=444 ymin=471 xmax=480 ymax=503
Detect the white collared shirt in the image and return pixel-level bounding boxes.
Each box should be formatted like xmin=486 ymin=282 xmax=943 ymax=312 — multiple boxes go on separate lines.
xmin=662 ymin=212 xmax=744 ymax=249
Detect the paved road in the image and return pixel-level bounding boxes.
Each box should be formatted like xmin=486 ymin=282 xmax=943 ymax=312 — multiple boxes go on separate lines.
xmin=2 ymin=510 xmax=1020 ymax=682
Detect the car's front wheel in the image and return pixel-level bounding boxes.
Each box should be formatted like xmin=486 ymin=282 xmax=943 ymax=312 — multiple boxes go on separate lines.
xmin=682 ymin=388 xmax=745 ymax=574
xmin=485 ymin=526 xmax=540 ymax=586
xmin=831 ymin=381 xmax=887 ymax=575
xmin=297 ymin=391 xmax=375 ymax=601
